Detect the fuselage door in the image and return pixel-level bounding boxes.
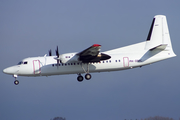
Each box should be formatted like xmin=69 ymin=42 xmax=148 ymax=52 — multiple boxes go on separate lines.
xmin=33 ymin=60 xmax=41 ymax=74
xmin=123 ymin=57 xmax=129 ymax=67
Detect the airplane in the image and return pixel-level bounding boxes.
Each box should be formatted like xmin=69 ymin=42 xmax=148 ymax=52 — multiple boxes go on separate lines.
xmin=3 ymin=15 xmax=176 ymax=85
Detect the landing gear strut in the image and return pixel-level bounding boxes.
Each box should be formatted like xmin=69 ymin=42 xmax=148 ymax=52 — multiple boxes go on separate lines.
xmin=13 ymin=75 xmax=19 ymax=85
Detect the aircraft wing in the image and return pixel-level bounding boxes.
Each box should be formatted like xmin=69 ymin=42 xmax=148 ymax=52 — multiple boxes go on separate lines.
xmin=77 ymin=44 xmax=111 ymax=63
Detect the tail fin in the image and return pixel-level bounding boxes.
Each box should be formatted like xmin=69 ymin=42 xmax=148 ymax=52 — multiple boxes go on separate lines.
xmin=145 ymin=15 xmax=174 ymax=52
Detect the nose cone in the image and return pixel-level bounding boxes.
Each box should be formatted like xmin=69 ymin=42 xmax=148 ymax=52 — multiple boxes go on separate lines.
xmin=3 ymin=68 xmax=8 ymax=74
xmin=3 ymin=66 xmax=19 ymax=75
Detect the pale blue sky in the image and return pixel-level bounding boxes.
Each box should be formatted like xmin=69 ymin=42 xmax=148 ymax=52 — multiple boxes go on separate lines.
xmin=0 ymin=0 xmax=180 ymax=120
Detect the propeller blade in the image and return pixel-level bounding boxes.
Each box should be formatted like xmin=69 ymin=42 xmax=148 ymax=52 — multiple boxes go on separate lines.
xmin=56 ymin=46 xmax=59 ymax=58
xmin=55 ymin=46 xmax=60 ymax=68
xmin=49 ymin=49 xmax=52 ymax=56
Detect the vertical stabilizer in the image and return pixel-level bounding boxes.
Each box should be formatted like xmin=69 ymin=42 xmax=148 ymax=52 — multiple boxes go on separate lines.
xmin=145 ymin=15 xmax=173 ymax=51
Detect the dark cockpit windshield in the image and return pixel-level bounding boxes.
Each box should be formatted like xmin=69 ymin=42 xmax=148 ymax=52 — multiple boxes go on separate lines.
xmin=17 ymin=61 xmax=23 ymax=65
xmin=17 ymin=61 xmax=28 ymax=65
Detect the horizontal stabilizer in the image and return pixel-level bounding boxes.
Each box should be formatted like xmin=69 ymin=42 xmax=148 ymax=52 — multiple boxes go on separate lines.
xmin=150 ymin=44 xmax=167 ymax=51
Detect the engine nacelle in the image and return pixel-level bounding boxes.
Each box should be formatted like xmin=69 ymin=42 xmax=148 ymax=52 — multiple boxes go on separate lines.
xmin=60 ymin=53 xmax=80 ymax=63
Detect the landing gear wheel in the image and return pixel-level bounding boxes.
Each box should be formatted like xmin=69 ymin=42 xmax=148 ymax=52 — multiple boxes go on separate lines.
xmin=85 ymin=73 xmax=91 ymax=80
xmin=14 ymin=80 xmax=19 ymax=85
xmin=77 ymin=75 xmax=84 ymax=82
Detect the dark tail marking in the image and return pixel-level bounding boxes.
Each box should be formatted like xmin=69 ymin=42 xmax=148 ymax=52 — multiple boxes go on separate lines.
xmin=146 ymin=18 xmax=155 ymax=41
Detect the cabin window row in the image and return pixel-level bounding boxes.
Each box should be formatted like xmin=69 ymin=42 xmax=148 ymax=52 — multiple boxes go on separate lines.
xmin=51 ymin=59 xmax=120 ymax=67
xmin=52 ymin=62 xmax=80 ymax=66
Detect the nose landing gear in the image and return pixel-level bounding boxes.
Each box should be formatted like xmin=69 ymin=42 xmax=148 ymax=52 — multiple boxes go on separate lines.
xmin=13 ymin=75 xmax=19 ymax=85
xmin=14 ymin=80 xmax=19 ymax=85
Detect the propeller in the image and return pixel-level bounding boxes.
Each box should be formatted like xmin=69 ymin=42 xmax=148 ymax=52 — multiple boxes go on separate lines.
xmin=48 ymin=46 xmax=61 ymax=67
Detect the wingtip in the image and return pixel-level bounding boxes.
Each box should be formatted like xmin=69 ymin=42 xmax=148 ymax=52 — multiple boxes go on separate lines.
xmin=92 ymin=44 xmax=101 ymax=47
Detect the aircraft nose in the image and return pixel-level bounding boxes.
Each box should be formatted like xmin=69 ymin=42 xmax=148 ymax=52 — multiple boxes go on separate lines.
xmin=3 ymin=68 xmax=8 ymax=74
xmin=3 ymin=66 xmax=19 ymax=75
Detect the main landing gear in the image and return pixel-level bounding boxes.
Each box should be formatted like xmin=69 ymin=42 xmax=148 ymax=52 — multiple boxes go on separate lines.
xmin=77 ymin=63 xmax=92 ymax=82
xmin=13 ymin=74 xmax=19 ymax=85
xmin=85 ymin=73 xmax=91 ymax=80
xmin=77 ymin=73 xmax=92 ymax=82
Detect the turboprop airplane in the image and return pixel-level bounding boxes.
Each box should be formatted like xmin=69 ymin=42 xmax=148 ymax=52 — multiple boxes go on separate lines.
xmin=3 ymin=15 xmax=176 ymax=85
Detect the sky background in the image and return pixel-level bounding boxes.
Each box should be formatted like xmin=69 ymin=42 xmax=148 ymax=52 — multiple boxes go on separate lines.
xmin=0 ymin=0 xmax=180 ymax=120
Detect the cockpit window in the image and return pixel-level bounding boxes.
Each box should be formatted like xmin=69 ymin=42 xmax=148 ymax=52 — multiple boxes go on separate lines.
xmin=17 ymin=61 xmax=23 ymax=65
xmin=17 ymin=61 xmax=28 ymax=65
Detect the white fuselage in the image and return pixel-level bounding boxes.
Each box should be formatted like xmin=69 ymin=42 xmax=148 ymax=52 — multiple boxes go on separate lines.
xmin=3 ymin=41 xmax=176 ymax=77
xmin=3 ymin=15 xmax=177 ymax=84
